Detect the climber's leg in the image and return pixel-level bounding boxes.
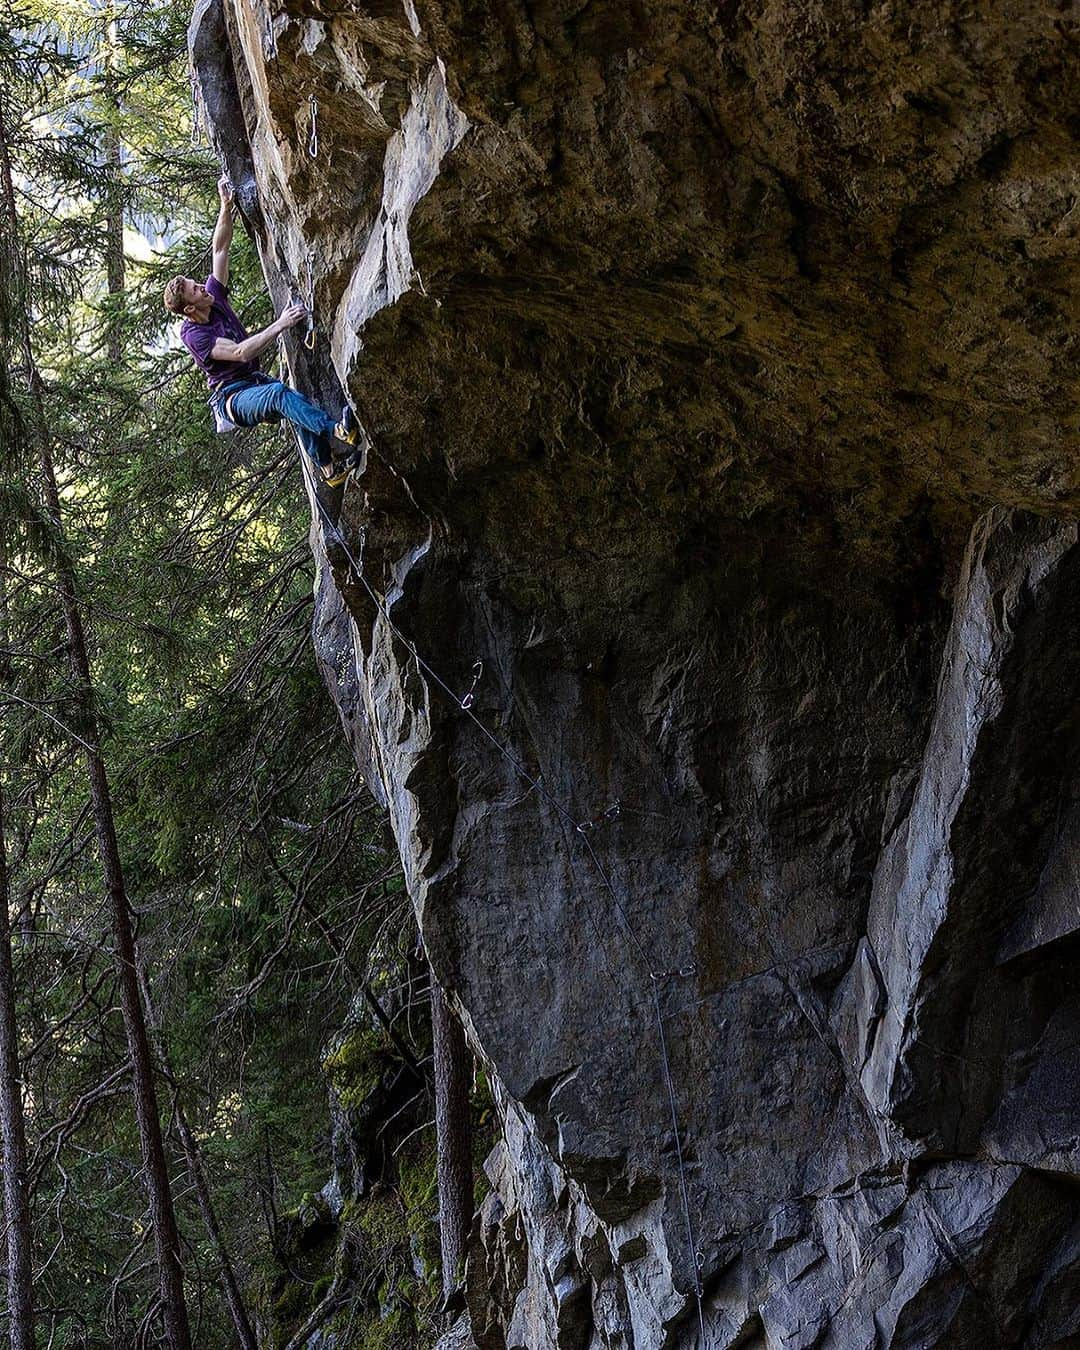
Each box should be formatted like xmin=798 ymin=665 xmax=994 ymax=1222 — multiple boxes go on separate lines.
xmin=226 ymin=378 xmax=343 ymax=466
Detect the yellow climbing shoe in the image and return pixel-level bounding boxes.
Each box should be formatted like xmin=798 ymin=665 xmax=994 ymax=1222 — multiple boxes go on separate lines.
xmin=320 ymin=462 xmax=352 ymax=488
xmin=334 ymin=403 xmax=359 ymax=447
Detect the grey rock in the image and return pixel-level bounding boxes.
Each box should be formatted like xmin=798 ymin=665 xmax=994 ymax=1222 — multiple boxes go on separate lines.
xmin=191 ymin=0 xmax=1080 ymax=1343
xmin=437 ymin=1314 xmax=481 ymax=1350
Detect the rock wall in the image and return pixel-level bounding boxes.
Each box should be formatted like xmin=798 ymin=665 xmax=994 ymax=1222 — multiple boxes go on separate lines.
xmin=191 ymin=2 xmax=1080 ymax=1345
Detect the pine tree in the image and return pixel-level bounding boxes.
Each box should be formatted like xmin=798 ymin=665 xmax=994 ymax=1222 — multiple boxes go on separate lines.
xmin=0 ymin=29 xmax=193 ymax=1347
xmin=0 ymin=705 xmax=34 ymax=1350
xmin=0 ymin=46 xmax=43 ymax=1350
xmin=0 ymin=2 xmax=460 ymax=1340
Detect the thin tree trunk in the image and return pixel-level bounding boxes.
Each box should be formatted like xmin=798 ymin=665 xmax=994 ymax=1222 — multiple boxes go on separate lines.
xmin=38 ymin=435 xmax=192 ymax=1350
xmin=137 ymin=969 xmax=257 ymax=1350
xmin=431 ymin=975 xmax=472 ymax=1301
xmin=0 ymin=787 xmax=35 ymax=1350
xmin=0 ymin=82 xmax=37 ymax=1350
xmin=0 ymin=90 xmax=193 ymax=1350
xmin=53 ymin=632 xmax=191 ymax=1348
xmin=175 ymin=1110 xmax=257 ymax=1350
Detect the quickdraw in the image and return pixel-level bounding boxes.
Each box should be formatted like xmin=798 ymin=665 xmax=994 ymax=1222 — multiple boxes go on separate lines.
xmin=307 ymin=95 xmax=319 ymax=159
xmin=303 ymin=253 xmax=316 ymax=351
xmin=575 ymin=800 xmax=621 ymax=833
xmin=190 ymin=73 xmax=202 ymax=146
xmin=460 ymin=660 xmax=483 ymax=711
xmin=649 ymin=964 xmax=697 ymax=982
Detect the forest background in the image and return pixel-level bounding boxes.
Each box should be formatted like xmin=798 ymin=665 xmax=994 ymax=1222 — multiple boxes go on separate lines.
xmin=0 ymin=1 xmax=472 ymax=1344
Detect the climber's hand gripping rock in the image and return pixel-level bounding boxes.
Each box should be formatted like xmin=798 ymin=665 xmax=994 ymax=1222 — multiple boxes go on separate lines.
xmin=277 ymin=302 xmax=308 ymax=333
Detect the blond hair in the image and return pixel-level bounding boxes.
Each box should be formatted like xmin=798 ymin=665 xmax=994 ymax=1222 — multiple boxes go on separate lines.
xmin=163 ymin=275 xmax=188 ymax=315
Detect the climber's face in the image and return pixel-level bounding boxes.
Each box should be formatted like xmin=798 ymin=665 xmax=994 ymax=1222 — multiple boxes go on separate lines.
xmin=180 ymin=278 xmax=212 ymax=322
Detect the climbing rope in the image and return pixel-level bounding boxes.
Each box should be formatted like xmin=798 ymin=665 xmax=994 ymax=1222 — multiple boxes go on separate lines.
xmin=307 ymin=94 xmax=319 ymax=160
xmin=298 ymin=454 xmax=708 ymax=1339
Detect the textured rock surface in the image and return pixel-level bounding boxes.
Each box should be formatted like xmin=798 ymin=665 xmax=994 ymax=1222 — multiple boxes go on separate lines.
xmin=191 ymin=2 xmax=1080 ymax=1344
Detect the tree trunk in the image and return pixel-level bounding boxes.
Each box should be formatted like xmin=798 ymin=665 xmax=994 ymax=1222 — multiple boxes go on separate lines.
xmin=61 ymin=665 xmax=192 ymax=1349
xmin=137 ymin=969 xmax=257 ymax=1350
xmin=431 ymin=975 xmax=473 ymax=1301
xmin=0 ymin=90 xmax=193 ymax=1350
xmin=0 ymin=80 xmax=37 ymax=1350
xmin=0 ymin=787 xmax=35 ymax=1350
xmin=175 ymin=1108 xmax=257 ymax=1349
xmin=40 ymin=455 xmax=192 ymax=1350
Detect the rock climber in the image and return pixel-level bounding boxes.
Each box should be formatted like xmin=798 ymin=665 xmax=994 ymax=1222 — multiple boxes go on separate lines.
xmin=164 ymin=175 xmax=358 ymax=486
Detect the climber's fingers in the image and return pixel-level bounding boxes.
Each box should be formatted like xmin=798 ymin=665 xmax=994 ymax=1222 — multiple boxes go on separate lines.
xmin=280 ymin=302 xmax=308 ymax=328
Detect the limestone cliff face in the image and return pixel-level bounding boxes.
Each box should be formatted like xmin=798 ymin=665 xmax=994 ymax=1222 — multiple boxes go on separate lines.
xmin=191 ymin=3 xmax=1080 ymax=1345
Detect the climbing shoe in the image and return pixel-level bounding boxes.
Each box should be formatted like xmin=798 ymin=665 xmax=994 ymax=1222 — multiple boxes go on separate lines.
xmin=319 ymin=460 xmax=353 ymax=489
xmin=334 ymin=403 xmax=359 ymax=448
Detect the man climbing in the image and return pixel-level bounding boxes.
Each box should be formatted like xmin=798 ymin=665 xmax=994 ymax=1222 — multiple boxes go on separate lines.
xmin=164 ymin=176 xmax=358 ymax=486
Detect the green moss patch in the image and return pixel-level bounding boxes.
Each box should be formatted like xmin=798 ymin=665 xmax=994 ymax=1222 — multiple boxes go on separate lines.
xmin=322 ymin=1028 xmax=393 ymax=1109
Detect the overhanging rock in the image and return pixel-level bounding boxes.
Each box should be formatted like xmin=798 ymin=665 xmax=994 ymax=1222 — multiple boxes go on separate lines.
xmin=192 ymin=2 xmax=1080 ymax=1344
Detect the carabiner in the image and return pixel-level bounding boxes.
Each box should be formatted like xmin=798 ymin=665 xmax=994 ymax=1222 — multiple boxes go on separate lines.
xmin=307 ymin=95 xmax=319 ymax=159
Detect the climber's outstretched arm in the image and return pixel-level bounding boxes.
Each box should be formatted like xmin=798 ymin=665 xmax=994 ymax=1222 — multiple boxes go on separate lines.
xmin=211 ymin=176 xmax=235 ymax=286
xmin=210 ymin=303 xmax=308 ymax=364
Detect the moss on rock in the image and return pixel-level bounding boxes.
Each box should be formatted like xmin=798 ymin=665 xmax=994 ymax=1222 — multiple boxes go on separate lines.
xmin=322 ymin=1028 xmax=392 ymax=1110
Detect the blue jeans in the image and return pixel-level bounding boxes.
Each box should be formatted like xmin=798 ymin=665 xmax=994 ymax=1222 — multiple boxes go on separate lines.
xmin=218 ymin=376 xmax=338 ymax=467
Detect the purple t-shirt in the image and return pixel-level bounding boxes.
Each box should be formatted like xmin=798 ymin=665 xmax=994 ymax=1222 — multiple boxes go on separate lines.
xmin=181 ymin=275 xmax=259 ymax=389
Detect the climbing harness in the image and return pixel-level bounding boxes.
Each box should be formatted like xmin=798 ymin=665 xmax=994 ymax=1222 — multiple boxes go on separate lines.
xmin=307 ymin=94 xmax=319 ymax=160
xmin=298 ymin=456 xmax=708 ymax=1340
